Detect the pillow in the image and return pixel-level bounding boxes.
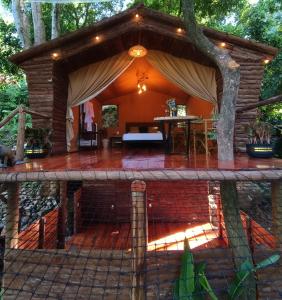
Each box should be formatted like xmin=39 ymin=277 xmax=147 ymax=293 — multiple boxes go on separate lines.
xmin=139 ymin=126 xmax=148 ymax=133
xmin=129 ymin=126 xmax=139 ymax=133
xmin=148 ymin=126 xmax=159 ymax=133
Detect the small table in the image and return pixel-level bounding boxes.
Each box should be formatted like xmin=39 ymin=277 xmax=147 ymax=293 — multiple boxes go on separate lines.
xmin=110 ymin=136 xmax=123 ymax=148
xmin=154 ymin=116 xmax=199 ymax=155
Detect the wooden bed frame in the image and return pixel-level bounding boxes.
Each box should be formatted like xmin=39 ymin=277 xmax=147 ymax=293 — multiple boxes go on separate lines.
xmin=124 ymin=122 xmax=160 ymax=133
xmin=123 ymin=122 xmax=164 ymax=145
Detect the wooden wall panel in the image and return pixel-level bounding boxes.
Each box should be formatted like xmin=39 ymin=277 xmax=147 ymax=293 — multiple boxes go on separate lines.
xmin=52 ymin=63 xmax=68 ymax=153
xmin=230 ymin=46 xmax=265 ymax=151
xmin=21 ymin=55 xmax=54 ymax=129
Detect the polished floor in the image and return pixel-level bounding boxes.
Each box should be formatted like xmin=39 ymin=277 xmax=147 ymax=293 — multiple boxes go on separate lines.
xmin=4 ymin=148 xmax=282 ymax=173
xmin=66 ymin=222 xmax=226 ymax=251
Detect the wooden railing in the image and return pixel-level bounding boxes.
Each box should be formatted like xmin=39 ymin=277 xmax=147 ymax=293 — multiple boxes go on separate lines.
xmin=18 ymin=209 xmax=58 ymax=250
xmin=0 ymin=105 xmax=50 ymax=161
xmin=218 ymin=209 xmax=276 ymax=250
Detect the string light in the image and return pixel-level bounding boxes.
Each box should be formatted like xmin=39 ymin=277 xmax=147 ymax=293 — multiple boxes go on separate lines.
xmin=51 ymin=52 xmax=59 ymax=59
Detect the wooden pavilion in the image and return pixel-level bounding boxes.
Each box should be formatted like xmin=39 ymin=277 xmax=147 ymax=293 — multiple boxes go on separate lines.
xmin=2 ymin=4 xmax=282 ymax=300
xmin=9 ymin=4 xmax=278 ymax=154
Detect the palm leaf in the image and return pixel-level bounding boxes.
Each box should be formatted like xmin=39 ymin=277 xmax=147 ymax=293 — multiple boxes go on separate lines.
xmin=254 ymin=254 xmax=280 ymax=270
xmin=179 ymin=248 xmax=195 ymax=299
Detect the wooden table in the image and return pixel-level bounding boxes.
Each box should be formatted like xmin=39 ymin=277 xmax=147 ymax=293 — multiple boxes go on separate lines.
xmin=154 ymin=116 xmax=199 ymax=155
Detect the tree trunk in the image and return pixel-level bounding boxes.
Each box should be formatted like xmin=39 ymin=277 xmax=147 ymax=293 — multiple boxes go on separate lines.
xmin=182 ymin=0 xmax=240 ymax=161
xmin=182 ymin=1 xmax=255 ymax=299
xmin=220 ymin=182 xmax=256 ymax=299
xmin=51 ymin=4 xmax=60 ymax=39
xmin=31 ymin=2 xmax=46 ymax=45
xmin=11 ymin=0 xmax=31 ymax=48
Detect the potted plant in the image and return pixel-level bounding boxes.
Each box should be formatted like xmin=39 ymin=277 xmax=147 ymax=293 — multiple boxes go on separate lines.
xmin=273 ymin=125 xmax=282 ymax=158
xmin=245 ymin=120 xmax=273 ymax=158
xmin=101 ymin=128 xmax=109 ymax=149
xmin=25 ymin=127 xmax=51 ymax=159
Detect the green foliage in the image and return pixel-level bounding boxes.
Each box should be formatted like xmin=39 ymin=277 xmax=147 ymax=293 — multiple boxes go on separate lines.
xmin=0 ymin=18 xmax=22 ymax=78
xmin=228 ymin=255 xmax=280 ymax=300
xmin=173 ymin=240 xmax=218 ymax=300
xmin=25 ymin=127 xmax=51 ymax=148
xmin=132 ymin=0 xmax=247 ymax=23
xmin=205 ymin=0 xmax=282 ymax=124
xmin=0 ymin=80 xmax=30 ymax=147
xmin=102 ymin=105 xmax=118 ymax=128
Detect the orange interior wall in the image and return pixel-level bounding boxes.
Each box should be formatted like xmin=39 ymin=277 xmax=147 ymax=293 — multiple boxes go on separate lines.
xmin=187 ymin=96 xmax=214 ymax=118
xmin=97 ymin=90 xmax=188 ymax=136
xmin=70 ymin=92 xmax=214 ymax=150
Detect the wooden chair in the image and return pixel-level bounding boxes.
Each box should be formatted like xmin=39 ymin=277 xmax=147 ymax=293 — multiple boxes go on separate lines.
xmin=192 ymin=119 xmax=218 ymax=156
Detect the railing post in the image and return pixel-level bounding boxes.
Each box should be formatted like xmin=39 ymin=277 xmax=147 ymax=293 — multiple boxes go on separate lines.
xmin=15 ymin=105 xmax=26 ymax=162
xmin=131 ymin=180 xmax=148 ymax=300
xmin=6 ymin=183 xmax=20 ymax=249
xmin=38 ymin=217 xmax=46 ymax=249
xmin=57 ymin=181 xmax=67 ymax=249
xmin=272 ymin=180 xmax=282 ymax=250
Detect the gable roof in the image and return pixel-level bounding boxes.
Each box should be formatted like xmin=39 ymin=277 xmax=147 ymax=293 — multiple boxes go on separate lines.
xmin=10 ymin=4 xmax=278 ymax=65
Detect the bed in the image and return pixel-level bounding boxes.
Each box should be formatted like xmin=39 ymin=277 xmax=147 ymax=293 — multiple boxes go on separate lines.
xmin=122 ymin=122 xmax=164 ymax=144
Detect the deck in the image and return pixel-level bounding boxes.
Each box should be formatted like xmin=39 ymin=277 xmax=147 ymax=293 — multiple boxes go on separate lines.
xmin=66 ymin=222 xmax=225 ymax=251
xmin=3 ymin=148 xmax=282 ymax=173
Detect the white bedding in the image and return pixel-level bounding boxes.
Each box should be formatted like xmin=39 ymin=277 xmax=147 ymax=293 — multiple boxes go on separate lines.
xmin=123 ymin=132 xmax=163 ymax=141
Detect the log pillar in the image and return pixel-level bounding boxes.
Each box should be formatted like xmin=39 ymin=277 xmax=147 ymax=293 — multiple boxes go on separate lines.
xmin=131 ymin=180 xmax=148 ymax=300
xmin=57 ymin=181 xmax=67 ymax=249
xmin=15 ymin=106 xmax=26 ymax=162
xmin=272 ymin=180 xmax=282 ymax=250
xmin=6 ymin=183 xmax=20 ymax=249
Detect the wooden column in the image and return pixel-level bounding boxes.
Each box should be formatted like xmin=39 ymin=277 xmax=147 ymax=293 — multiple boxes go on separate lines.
xmin=6 ymin=183 xmax=20 ymax=249
xmin=38 ymin=217 xmax=46 ymax=249
xmin=15 ymin=105 xmax=26 ymax=162
xmin=57 ymin=181 xmax=67 ymax=249
xmin=131 ymin=180 xmax=148 ymax=300
xmin=220 ymin=181 xmax=256 ymax=300
xmin=272 ymin=180 xmax=282 ymax=250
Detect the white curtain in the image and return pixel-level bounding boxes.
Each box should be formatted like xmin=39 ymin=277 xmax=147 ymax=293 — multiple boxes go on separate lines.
xmin=146 ymin=50 xmax=217 ymax=105
xmin=66 ymin=52 xmax=134 ymax=150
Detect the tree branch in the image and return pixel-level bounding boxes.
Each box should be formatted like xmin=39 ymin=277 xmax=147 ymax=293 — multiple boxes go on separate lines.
xmin=237 ymin=94 xmax=282 ymax=113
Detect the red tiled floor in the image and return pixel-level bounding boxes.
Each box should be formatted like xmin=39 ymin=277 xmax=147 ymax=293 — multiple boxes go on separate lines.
xmin=3 ymin=148 xmax=282 ymax=173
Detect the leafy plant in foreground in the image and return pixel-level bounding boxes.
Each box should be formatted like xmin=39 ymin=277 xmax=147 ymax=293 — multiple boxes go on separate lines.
xmin=228 ymin=254 xmax=280 ymax=300
xmin=173 ymin=239 xmax=218 ymax=300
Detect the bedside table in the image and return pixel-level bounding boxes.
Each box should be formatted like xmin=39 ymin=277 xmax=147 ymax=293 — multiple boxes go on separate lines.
xmin=110 ymin=136 xmax=123 ymax=148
